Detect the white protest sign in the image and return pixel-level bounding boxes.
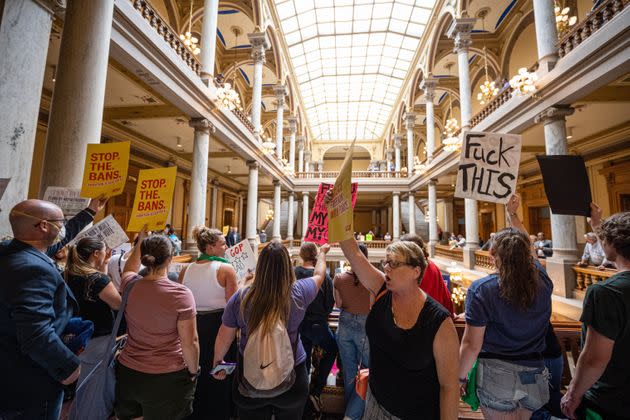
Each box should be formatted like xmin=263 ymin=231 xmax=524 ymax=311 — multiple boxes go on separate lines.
xmin=225 ymin=240 xmax=257 ymax=283
xmin=44 ymin=187 xmax=91 ymax=219
xmin=454 ymin=132 xmax=522 ymax=204
xmin=69 ymin=215 xmax=129 ymax=249
xmin=0 ymin=178 xmax=9 ymax=202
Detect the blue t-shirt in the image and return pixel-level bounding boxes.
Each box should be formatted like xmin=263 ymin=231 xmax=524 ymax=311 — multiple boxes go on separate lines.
xmin=222 ymin=277 xmax=318 ymax=366
xmin=465 ymin=261 xmax=552 ymax=357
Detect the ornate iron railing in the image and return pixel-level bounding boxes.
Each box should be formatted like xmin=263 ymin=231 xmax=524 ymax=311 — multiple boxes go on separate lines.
xmin=295 ymin=171 xmax=404 ymax=179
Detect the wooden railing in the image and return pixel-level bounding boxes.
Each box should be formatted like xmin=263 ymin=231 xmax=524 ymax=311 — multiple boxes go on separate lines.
xmin=572 ymin=265 xmax=616 ymax=290
xmin=231 ymin=107 xmax=255 ymax=133
xmin=434 ymin=244 xmax=464 ymax=262
xmin=131 ymin=0 xmax=202 ymax=76
xmin=474 ymin=250 xmax=495 ymax=270
xmin=295 ymin=171 xmax=404 ymax=179
xmin=558 ymin=0 xmax=628 ymax=58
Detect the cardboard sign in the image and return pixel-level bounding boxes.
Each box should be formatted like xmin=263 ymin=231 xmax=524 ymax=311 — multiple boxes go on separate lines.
xmin=127 ymin=167 xmax=177 ymax=232
xmin=537 ymin=155 xmax=592 ymax=216
xmin=44 ymin=187 xmax=91 ymax=220
xmin=69 ymin=215 xmax=129 ymax=249
xmin=0 ymin=178 xmax=9 ymax=202
xmin=454 ymin=132 xmax=521 ymax=204
xmin=225 ymin=240 xmax=257 ymax=283
xmin=81 ymin=141 xmax=130 ymax=198
xmin=222 ymin=225 xmax=230 ymax=236
xmin=305 ymin=182 xmax=358 ymax=245
xmin=328 ymin=140 xmax=356 ymax=243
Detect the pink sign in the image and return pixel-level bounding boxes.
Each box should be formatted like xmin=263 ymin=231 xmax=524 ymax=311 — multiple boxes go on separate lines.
xmin=304 ymin=182 xmax=358 ymax=245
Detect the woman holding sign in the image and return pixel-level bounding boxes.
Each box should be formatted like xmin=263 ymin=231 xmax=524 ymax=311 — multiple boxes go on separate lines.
xmin=179 ymin=226 xmax=239 ymax=420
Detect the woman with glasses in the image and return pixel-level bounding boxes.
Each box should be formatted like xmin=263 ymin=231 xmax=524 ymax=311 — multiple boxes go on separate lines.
xmin=336 ymin=235 xmax=460 ymax=419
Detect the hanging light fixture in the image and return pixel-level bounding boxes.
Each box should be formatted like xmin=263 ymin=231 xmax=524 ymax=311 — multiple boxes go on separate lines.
xmin=509 ymin=67 xmax=538 ymax=96
xmin=261 ymin=135 xmax=276 ymax=155
xmin=555 ymin=1 xmax=577 ymax=36
xmin=442 ymin=63 xmax=461 ymax=152
xmin=476 ymin=14 xmax=498 ymax=106
xmin=217 ymin=27 xmax=243 ymax=111
xmin=413 ymin=156 xmax=427 ymax=174
xmin=180 ymin=0 xmax=200 ymax=55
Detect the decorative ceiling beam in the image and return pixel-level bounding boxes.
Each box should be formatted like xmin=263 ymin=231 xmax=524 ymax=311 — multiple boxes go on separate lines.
xmin=103 ymin=105 xmax=183 ymax=120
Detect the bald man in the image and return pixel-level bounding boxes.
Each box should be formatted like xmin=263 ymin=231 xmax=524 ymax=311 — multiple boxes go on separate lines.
xmin=0 ymin=198 xmax=103 ymax=419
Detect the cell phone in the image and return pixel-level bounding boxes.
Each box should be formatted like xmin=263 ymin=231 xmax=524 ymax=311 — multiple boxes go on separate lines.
xmin=210 ymin=362 xmax=236 ymax=375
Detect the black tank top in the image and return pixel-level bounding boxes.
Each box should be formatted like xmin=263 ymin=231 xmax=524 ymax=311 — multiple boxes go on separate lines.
xmin=366 ymin=285 xmax=450 ymax=419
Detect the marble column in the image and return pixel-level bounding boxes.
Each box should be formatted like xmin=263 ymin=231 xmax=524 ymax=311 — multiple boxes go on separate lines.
xmin=199 ymin=0 xmax=219 ymax=84
xmin=297 ymin=136 xmax=305 ymax=173
xmin=392 ymin=192 xmax=401 ymax=240
xmin=288 ymin=117 xmax=297 ymax=172
xmin=302 ymin=192 xmax=310 ymax=239
xmin=317 ymin=160 xmax=324 ymax=174
xmin=371 ymin=209 xmax=377 ymax=227
xmin=535 ymin=106 xmax=578 ymax=296
xmin=304 ymin=150 xmax=311 ymax=174
xmin=210 ymin=178 xmax=219 ymax=228
xmin=420 ymin=76 xmax=438 ymax=161
xmin=448 ymin=16 xmax=476 ymax=129
xmin=408 ymin=192 xmax=416 ymax=234
xmin=387 ymin=206 xmax=393 ymax=236
xmin=40 ymin=0 xmax=115 ymax=195
xmin=404 ymin=113 xmax=416 ymax=176
xmin=386 ymin=147 xmax=394 ymax=173
xmin=380 ymin=208 xmax=388 ymax=235
xmin=0 ymin=0 xmax=60 ymax=236
xmin=246 ymin=161 xmax=259 ymax=251
xmin=187 ymin=119 xmax=213 ymax=248
xmin=394 ymin=135 xmax=402 ymax=173
xmin=274 ymin=84 xmax=287 ymax=160
xmin=247 ymin=32 xmax=269 ymax=138
xmin=533 ymin=0 xmax=559 ymax=73
xmin=272 ymin=180 xmax=282 ymax=240
xmin=428 ymin=180 xmax=438 ymax=257
xmin=444 ymin=200 xmax=453 ymax=234
xmin=463 ymin=198 xmax=480 ymax=268
xmin=287 ymin=192 xmax=295 ymax=240
xmin=238 ymin=192 xmax=244 ymax=232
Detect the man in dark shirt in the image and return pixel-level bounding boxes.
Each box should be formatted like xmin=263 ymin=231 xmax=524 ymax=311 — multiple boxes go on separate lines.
xmin=295 ymin=242 xmax=337 ymax=413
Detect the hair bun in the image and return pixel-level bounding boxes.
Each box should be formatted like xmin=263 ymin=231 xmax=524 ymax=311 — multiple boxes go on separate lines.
xmin=191 ymin=225 xmax=207 ymax=242
xmin=141 ymin=254 xmax=157 ymax=267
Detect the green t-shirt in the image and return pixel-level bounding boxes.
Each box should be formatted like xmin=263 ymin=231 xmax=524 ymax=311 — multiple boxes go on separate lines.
xmin=581 ymin=270 xmax=630 ymax=417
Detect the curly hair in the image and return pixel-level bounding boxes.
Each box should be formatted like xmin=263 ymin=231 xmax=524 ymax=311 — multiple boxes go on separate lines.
xmin=492 ymin=228 xmax=539 ymax=309
xmin=597 ymin=212 xmax=630 ymax=260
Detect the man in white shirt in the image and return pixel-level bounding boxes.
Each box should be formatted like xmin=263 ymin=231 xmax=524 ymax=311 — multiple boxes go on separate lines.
xmin=578 ymin=232 xmax=609 ymax=270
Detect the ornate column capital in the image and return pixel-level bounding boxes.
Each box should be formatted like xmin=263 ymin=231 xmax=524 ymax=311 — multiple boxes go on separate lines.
xmin=428 ymin=178 xmax=438 ymax=186
xmin=420 ymin=76 xmax=438 ymax=102
xmin=392 ymin=191 xmax=401 ymax=197
xmin=189 ymin=118 xmax=215 ymax=133
xmin=297 ymin=136 xmax=305 ymax=150
xmin=288 ymin=190 xmax=295 ymax=197
xmin=246 ymin=160 xmax=259 ymax=169
xmin=288 ymin=117 xmax=298 ymax=134
xmin=304 ymin=150 xmax=312 ymax=160
xmin=211 ymin=178 xmax=219 ymax=187
xmin=248 ymin=32 xmax=269 ymax=64
xmin=534 ymin=105 xmax=575 ymax=125
xmin=447 ymin=17 xmax=476 ymax=53
xmin=302 ymin=191 xmax=309 ymax=198
xmin=404 ymin=112 xmax=416 ymax=130
xmin=393 ymin=134 xmax=402 ymax=148
xmin=273 ymin=179 xmax=280 ymax=186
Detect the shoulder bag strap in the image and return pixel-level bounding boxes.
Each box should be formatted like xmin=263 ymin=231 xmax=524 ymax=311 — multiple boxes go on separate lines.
xmin=103 ymin=276 xmax=139 ymax=364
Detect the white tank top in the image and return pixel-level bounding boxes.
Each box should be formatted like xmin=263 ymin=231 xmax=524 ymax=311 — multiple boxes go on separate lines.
xmin=182 ymin=261 xmax=226 ymax=311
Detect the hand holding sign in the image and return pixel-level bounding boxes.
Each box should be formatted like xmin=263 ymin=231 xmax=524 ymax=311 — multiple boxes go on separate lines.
xmin=305 ymin=183 xmax=358 ymax=245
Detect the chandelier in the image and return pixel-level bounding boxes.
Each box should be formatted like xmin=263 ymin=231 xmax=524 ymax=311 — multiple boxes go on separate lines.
xmin=180 ymin=0 xmax=200 ymax=55
xmin=282 ymin=158 xmax=295 ymax=176
xmin=265 ymin=209 xmax=274 ymax=221
xmin=217 ymin=27 xmax=244 ymax=111
xmin=555 ymin=2 xmax=577 ymax=36
xmin=261 ymin=135 xmax=276 ymax=155
xmin=477 ymin=47 xmax=498 ymax=105
xmin=509 ymin=67 xmax=538 ymax=96
xmin=413 ymin=156 xmax=427 ymax=174
xmin=442 ymin=64 xmax=461 ymax=152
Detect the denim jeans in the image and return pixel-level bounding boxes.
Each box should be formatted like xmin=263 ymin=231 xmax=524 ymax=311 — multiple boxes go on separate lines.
xmin=299 ymin=318 xmax=338 ymax=397
xmin=531 ymin=355 xmax=564 ymax=420
xmin=336 ymin=311 xmax=369 ymax=420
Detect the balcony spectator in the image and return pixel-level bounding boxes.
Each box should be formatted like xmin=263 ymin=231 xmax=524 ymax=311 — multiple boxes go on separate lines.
xmin=481 ymin=233 xmax=496 ymax=251
xmin=457 ymin=234 xmax=466 ymax=248
xmin=534 ymin=232 xmax=553 ymax=258
xmin=578 ymin=232 xmax=609 ymax=270
xmin=383 ymin=232 xmax=392 ymax=241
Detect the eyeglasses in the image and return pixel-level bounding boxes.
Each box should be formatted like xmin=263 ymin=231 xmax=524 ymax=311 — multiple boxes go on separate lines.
xmin=382 ymin=259 xmax=410 ymax=269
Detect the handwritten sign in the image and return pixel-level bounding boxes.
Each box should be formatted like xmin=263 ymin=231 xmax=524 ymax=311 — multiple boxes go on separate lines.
xmin=81 ymin=142 xmax=130 ymax=198
xmin=305 ymin=182 xmax=358 ymax=245
xmin=127 ymin=167 xmax=177 ymax=231
xmin=328 ymin=140 xmax=356 ymax=242
xmin=225 ymin=240 xmax=257 ymax=283
xmin=454 ymin=132 xmax=521 ymax=204
xmin=69 ymin=215 xmax=129 ymax=249
xmin=44 ymin=187 xmax=91 ymax=220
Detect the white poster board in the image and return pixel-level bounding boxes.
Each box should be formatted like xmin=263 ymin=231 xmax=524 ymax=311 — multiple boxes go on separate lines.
xmin=454 ymin=132 xmax=522 ymax=204
xmin=44 ymin=187 xmax=91 ymax=219
xmin=226 ymin=240 xmax=257 ymax=283
xmin=69 ymin=215 xmax=129 ymax=249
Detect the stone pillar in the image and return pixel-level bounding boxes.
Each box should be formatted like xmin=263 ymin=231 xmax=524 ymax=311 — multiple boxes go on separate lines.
xmin=444 ymin=199 xmax=453 ymax=234
xmin=535 ymin=106 xmax=578 ymax=297
xmin=210 ymin=178 xmax=219 ymax=228
xmin=533 ymin=0 xmax=559 ymax=73
xmin=387 ymin=206 xmax=393 ymax=235
xmin=246 ymin=161 xmax=259 ymax=251
xmin=288 ymin=117 xmax=297 ymax=172
xmin=187 ymin=119 xmax=213 ymax=248
xmin=448 ymin=16 xmax=476 ymax=129
xmin=287 ymin=192 xmax=295 ymax=240
xmin=238 ymin=192 xmax=244 ymax=232
xmin=0 ymin=0 xmax=60 ymax=236
xmin=199 ymin=0 xmax=219 ymax=84
xmin=272 ymin=180 xmax=282 ymax=240
xmin=297 ymin=136 xmax=305 ymax=173
xmin=247 ymin=32 xmax=269 ymax=138
xmin=385 ymin=147 xmax=393 ymax=173
xmin=302 ymin=192 xmax=309 ymax=239
xmin=428 ymin=180 xmax=438 ymax=257
xmin=408 ymin=192 xmax=416 ymax=234
xmin=304 ymin=150 xmax=311 ymax=173
xmin=394 ymin=135 xmax=402 ymax=172
xmin=404 ymin=112 xmax=416 ymax=176
xmin=40 ymin=0 xmax=115 ymax=195
xmin=392 ymin=192 xmax=401 ymax=240
xmin=371 ymin=209 xmax=377 ymax=227
xmin=274 ymin=84 xmax=287 ymax=160
xmin=463 ymin=199 xmax=480 ymax=268
xmin=317 ymin=160 xmax=324 ymax=174
xmin=380 ymin=208 xmax=388 ymax=236
xmin=420 ymin=76 xmax=438 ymax=161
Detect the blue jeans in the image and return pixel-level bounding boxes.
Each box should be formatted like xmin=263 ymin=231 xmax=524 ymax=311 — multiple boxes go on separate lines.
xmin=532 ymin=356 xmax=564 ymax=419
xmin=336 ymin=311 xmax=369 ymax=420
xmin=300 ymin=318 xmax=338 ymax=397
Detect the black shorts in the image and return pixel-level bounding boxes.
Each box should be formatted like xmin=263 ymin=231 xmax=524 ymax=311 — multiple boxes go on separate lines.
xmin=115 ymin=363 xmax=196 ymax=420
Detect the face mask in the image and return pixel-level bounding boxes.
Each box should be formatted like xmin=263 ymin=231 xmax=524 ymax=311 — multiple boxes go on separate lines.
xmin=51 ymin=223 xmax=66 ymax=245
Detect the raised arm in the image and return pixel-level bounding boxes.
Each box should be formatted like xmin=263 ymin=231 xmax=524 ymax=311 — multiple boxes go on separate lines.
xmin=122 ymin=225 xmax=148 ymax=276
xmin=311 ymin=244 xmax=331 ymax=291
xmin=338 ymin=238 xmax=385 ymax=295
xmin=506 ymin=195 xmax=537 ymax=259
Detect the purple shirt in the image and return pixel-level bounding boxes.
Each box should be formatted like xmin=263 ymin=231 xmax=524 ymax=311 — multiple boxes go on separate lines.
xmin=222 ymin=277 xmax=318 ymax=366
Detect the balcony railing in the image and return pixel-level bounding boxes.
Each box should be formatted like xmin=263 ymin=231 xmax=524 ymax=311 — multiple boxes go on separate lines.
xmin=474 ymin=250 xmax=495 ymax=270
xmin=469 ymin=86 xmax=514 ymax=128
xmin=572 ymin=265 xmax=616 ymax=290
xmin=434 ymin=244 xmax=464 ymax=262
xmin=295 ymin=171 xmax=404 ymax=179
xmin=131 ymin=0 xmax=201 ymax=76
xmin=230 ymin=107 xmax=255 ymax=133
xmin=558 ymin=0 xmax=628 ymax=58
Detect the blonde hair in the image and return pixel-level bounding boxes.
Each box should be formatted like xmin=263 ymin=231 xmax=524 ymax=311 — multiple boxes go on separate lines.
xmin=65 ymin=237 xmax=105 ymax=280
xmin=385 ymin=240 xmax=428 ymax=284
xmin=192 ymin=225 xmax=224 ymax=254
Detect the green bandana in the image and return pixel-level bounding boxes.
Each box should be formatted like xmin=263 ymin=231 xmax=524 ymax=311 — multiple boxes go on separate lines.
xmin=197 ymin=253 xmax=229 ymax=264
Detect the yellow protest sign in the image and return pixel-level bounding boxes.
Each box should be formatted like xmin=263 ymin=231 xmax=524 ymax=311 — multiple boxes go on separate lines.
xmin=80 ymin=141 xmax=130 ymax=198
xmin=328 ymin=139 xmax=355 ymax=243
xmin=222 ymin=225 xmax=230 ymax=236
xmin=127 ymin=167 xmax=177 ymax=232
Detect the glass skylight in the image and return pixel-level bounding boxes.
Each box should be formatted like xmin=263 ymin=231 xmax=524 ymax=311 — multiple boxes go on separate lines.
xmin=274 ymin=0 xmax=436 ymax=141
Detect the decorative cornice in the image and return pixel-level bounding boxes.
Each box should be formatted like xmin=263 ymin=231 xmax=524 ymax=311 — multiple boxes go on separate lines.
xmin=189 ymin=118 xmax=214 ymax=133
xmin=420 ymin=76 xmax=438 ymax=102
xmin=248 ymin=32 xmax=269 ymax=64
xmin=447 ymin=17 xmax=476 ymax=53
xmin=273 ymin=84 xmax=288 ymax=99
xmin=534 ymin=106 xmax=575 ymax=125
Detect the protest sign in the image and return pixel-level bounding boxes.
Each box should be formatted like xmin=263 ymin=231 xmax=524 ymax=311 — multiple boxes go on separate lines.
xmin=537 ymin=155 xmax=592 ymax=216
xmin=305 ymin=182 xmax=358 ymax=245
xmin=69 ymin=215 xmax=129 ymax=249
xmin=328 ymin=140 xmax=356 ymax=243
xmin=225 ymin=240 xmax=257 ymax=283
xmin=127 ymin=166 xmax=177 ymax=232
xmin=0 ymin=178 xmax=9 ymax=202
xmin=454 ymin=132 xmax=521 ymax=204
xmin=222 ymin=225 xmax=230 ymax=236
xmin=81 ymin=141 xmax=130 ymax=198
xmin=44 ymin=187 xmax=91 ymax=220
